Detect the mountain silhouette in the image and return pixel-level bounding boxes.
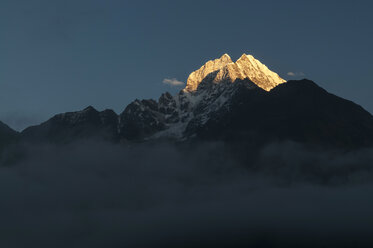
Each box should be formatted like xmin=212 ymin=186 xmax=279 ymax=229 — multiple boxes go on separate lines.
xmin=1 ymin=54 xmax=372 ymax=150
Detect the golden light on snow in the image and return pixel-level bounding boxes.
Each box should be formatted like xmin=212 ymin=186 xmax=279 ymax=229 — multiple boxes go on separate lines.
xmin=185 ymin=53 xmax=286 ymax=92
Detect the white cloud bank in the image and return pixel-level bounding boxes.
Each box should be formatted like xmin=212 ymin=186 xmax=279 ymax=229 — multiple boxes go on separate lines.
xmin=163 ymin=78 xmax=185 ymax=86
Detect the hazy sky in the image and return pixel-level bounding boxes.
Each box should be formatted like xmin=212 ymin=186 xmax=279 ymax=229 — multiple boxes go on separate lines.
xmin=1 ymin=0 xmax=372 ymax=130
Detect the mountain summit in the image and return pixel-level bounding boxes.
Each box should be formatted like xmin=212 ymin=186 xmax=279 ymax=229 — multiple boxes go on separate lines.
xmin=185 ymin=53 xmax=286 ymax=92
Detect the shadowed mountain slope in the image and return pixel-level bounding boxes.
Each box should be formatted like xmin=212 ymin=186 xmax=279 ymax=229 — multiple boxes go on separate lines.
xmin=21 ymin=106 xmax=118 ymax=143
xmin=0 ymin=121 xmax=18 ymax=149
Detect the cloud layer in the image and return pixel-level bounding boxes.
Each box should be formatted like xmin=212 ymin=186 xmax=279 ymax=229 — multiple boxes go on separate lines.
xmin=1 ymin=141 xmax=373 ymax=247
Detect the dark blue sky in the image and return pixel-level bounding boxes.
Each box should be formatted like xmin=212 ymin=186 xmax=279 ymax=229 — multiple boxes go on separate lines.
xmin=1 ymin=0 xmax=372 ymax=130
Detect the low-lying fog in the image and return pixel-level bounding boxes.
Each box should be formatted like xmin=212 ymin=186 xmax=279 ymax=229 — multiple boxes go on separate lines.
xmin=1 ymin=141 xmax=373 ymax=247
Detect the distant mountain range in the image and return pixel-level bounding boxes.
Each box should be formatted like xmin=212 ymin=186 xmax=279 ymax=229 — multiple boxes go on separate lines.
xmin=2 ymin=54 xmax=373 ymax=149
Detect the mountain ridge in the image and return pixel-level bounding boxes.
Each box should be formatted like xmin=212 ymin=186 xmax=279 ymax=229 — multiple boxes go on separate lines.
xmin=2 ymin=53 xmax=373 ymax=150
xmin=17 ymin=78 xmax=373 ymax=149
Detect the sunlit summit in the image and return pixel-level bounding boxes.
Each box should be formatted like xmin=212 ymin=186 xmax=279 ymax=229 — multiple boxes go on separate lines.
xmin=185 ymin=53 xmax=286 ymax=92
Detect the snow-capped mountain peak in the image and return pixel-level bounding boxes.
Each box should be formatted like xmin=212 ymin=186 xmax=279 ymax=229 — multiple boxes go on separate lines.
xmin=115 ymin=53 xmax=287 ymax=139
xmin=185 ymin=53 xmax=233 ymax=92
xmin=185 ymin=53 xmax=286 ymax=92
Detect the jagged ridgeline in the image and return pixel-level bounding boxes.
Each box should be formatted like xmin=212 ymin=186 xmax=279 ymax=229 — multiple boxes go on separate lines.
xmin=3 ymin=54 xmax=373 ymax=149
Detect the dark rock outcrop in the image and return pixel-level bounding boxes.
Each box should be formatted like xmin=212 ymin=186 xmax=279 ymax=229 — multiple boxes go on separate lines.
xmin=21 ymin=106 xmax=119 ymax=143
